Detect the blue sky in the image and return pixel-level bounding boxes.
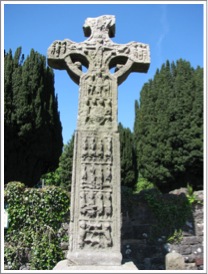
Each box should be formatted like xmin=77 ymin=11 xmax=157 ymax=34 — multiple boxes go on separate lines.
xmin=3 ymin=2 xmax=204 ymax=144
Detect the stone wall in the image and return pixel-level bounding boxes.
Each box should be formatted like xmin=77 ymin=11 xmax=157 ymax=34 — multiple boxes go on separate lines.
xmin=60 ymin=188 xmax=204 ymax=270
xmin=121 ymin=189 xmax=204 ymax=270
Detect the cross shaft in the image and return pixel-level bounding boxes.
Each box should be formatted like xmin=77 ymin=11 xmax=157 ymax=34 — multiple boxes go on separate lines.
xmin=47 ymin=15 xmax=150 ymax=266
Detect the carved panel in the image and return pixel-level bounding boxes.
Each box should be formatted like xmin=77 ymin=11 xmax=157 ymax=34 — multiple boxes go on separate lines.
xmin=81 ymin=136 xmax=113 ymax=163
xmin=79 ymin=189 xmax=113 ymax=219
xmin=78 ymin=97 xmax=113 ymax=128
xmin=131 ymin=43 xmax=149 ymax=62
xmin=78 ymin=220 xmax=113 ymax=249
xmin=84 ymin=74 xmax=111 ymax=97
xmin=49 ymin=40 xmax=72 ymax=58
xmin=80 ymin=164 xmax=112 ymax=191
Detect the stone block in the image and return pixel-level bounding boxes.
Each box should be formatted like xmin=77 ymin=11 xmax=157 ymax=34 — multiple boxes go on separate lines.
xmin=53 ymin=259 xmax=139 ymax=270
xmin=195 ymin=257 xmax=203 ymax=266
xmin=182 ymin=236 xmax=200 ymax=245
xmin=185 ymin=263 xmax=197 ymax=270
xmin=165 ymin=252 xmax=185 ymax=270
xmin=184 ymin=254 xmax=195 ymax=263
xmin=180 ymin=245 xmax=192 ymax=255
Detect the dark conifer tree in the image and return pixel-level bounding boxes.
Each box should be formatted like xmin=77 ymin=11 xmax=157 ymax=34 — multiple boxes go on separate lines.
xmin=183 ymin=66 xmax=203 ymax=189
xmin=42 ymin=134 xmax=74 ymax=190
xmin=134 ymin=59 xmax=203 ymax=191
xmin=58 ymin=134 xmax=74 ymax=191
xmin=4 ymin=48 xmax=63 ymax=186
xmin=118 ymin=123 xmax=137 ymax=189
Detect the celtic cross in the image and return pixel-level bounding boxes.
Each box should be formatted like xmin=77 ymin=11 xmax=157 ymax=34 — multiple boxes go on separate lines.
xmin=48 ymin=15 xmax=150 ymax=266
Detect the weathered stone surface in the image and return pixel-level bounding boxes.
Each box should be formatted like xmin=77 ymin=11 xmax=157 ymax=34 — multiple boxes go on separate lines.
xmin=181 ymin=236 xmax=201 ymax=245
xmin=165 ymin=252 xmax=185 ymax=270
xmin=195 ymin=257 xmax=203 ymax=266
xmin=169 ymin=188 xmax=188 ymax=195
xmin=185 ymin=263 xmax=197 ymax=270
xmin=194 ymin=190 xmax=203 ymax=201
xmin=53 ymin=259 xmax=138 ymax=270
xmin=48 ymin=15 xmax=150 ymax=267
xmin=57 ymin=189 xmax=204 ymax=270
xmin=180 ymin=245 xmax=192 ymax=255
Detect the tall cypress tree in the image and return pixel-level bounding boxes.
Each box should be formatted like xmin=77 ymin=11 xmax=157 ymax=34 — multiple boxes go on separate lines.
xmin=42 ymin=134 xmax=74 ymax=191
xmin=58 ymin=134 xmax=74 ymax=191
xmin=4 ymin=48 xmax=63 ymax=186
xmin=134 ymin=59 xmax=203 ymax=192
xmin=118 ymin=123 xmax=137 ymax=189
xmin=183 ymin=66 xmax=203 ymax=188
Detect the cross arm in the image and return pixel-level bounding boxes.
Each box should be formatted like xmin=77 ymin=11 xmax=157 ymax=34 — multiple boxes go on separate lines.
xmin=47 ymin=39 xmax=88 ymax=85
xmin=108 ymin=41 xmax=150 ymax=85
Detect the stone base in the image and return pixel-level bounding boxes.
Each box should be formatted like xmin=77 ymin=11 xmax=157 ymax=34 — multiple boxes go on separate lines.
xmin=67 ymin=250 xmax=122 ymax=266
xmin=53 ymin=259 xmax=138 ymax=270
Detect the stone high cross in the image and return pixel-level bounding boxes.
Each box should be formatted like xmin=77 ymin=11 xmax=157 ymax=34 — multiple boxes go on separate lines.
xmin=48 ymin=15 xmax=150 ymax=266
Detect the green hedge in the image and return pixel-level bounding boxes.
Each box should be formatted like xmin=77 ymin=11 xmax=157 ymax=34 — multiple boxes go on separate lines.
xmin=4 ymin=181 xmax=70 ymax=270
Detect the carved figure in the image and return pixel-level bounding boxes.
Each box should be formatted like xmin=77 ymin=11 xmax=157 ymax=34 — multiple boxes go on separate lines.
xmin=105 ymin=137 xmax=112 ymax=161
xmin=103 ymin=222 xmax=112 ymax=247
xmin=95 ymin=167 xmax=102 ymax=189
xmin=88 ymin=99 xmax=105 ymax=126
xmin=79 ymin=220 xmax=87 ymax=248
xmin=89 ymin=165 xmax=96 ymax=188
xmin=104 ymin=99 xmax=112 ymax=125
xmin=80 ymin=191 xmax=87 ymax=215
xmin=97 ymin=139 xmax=104 ymax=160
xmin=96 ymin=191 xmax=104 ymax=216
xmin=89 ymin=137 xmax=96 ymax=159
xmin=105 ymin=165 xmax=112 ymax=184
xmin=61 ymin=42 xmax=67 ymax=55
xmin=95 ymin=74 xmax=103 ymax=95
xmin=84 ymin=99 xmax=91 ymax=125
xmin=85 ymin=191 xmax=97 ymax=217
xmin=55 ymin=42 xmax=61 ymax=57
xmin=98 ymin=99 xmax=105 ymax=125
xmin=90 ymin=222 xmax=102 ymax=246
xmin=104 ymin=192 xmax=112 ymax=218
xmin=86 ymin=191 xmax=95 ymax=206
xmin=103 ymin=76 xmax=111 ymax=97
xmin=86 ymin=75 xmax=94 ymax=95
xmin=81 ymin=165 xmax=88 ymax=188
xmin=82 ymin=137 xmax=89 ymax=160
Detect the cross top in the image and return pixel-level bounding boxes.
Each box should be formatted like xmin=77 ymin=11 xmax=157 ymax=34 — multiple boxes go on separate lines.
xmin=83 ymin=15 xmax=115 ymax=42
xmin=48 ymin=15 xmax=150 ymax=86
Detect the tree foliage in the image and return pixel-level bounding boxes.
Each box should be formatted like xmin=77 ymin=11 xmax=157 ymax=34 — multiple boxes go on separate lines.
xmin=118 ymin=123 xmax=137 ymax=188
xmin=42 ymin=134 xmax=74 ymax=191
xmin=134 ymin=59 xmax=203 ymax=192
xmin=4 ymin=182 xmax=70 ymax=270
xmin=4 ymin=48 xmax=63 ymax=186
xmin=58 ymin=135 xmax=74 ymax=190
